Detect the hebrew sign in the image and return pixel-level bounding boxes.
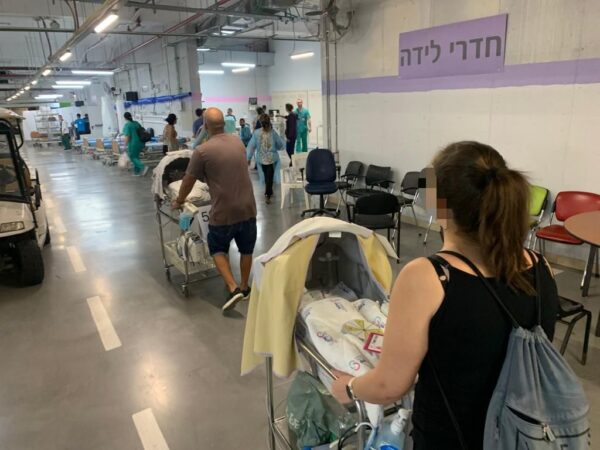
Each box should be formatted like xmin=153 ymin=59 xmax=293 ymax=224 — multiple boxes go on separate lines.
xmin=398 ymin=14 xmax=507 ymax=79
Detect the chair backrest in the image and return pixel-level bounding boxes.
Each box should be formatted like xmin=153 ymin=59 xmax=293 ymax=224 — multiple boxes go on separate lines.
xmin=365 ymin=165 xmax=392 ymax=188
xmin=355 ymin=192 xmax=399 ymax=216
xmin=529 ymin=185 xmax=549 ymax=217
xmin=400 ymin=171 xmax=421 ymax=196
xmin=306 ymin=148 xmax=336 ymax=183
xmin=554 ymin=191 xmax=600 ymax=222
xmin=343 ymin=161 xmax=364 ymax=179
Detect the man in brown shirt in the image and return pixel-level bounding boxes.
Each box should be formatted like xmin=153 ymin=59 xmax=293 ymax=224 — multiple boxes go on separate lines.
xmin=172 ymin=108 xmax=257 ymax=312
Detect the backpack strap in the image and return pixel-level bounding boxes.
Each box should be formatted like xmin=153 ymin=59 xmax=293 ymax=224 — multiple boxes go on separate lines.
xmin=525 ymin=249 xmax=543 ymax=326
xmin=437 ymin=250 xmax=521 ymax=329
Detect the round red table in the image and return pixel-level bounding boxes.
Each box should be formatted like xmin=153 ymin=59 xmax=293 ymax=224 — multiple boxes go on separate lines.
xmin=565 ymin=210 xmax=600 ymax=336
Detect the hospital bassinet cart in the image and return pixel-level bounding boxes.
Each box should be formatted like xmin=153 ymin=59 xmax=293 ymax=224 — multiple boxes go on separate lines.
xmin=260 ymin=229 xmax=409 ymax=450
xmin=153 ymin=151 xmax=218 ymax=297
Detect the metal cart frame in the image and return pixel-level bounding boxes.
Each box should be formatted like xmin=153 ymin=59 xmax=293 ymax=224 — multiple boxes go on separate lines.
xmin=265 ymin=334 xmax=370 ymax=450
xmin=155 ymin=196 xmax=218 ymax=297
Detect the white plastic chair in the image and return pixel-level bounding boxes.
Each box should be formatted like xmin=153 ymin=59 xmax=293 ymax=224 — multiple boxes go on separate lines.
xmin=280 ymin=153 xmax=309 ymax=209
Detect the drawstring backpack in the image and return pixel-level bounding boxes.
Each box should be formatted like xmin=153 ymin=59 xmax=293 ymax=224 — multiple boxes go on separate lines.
xmin=427 ymin=250 xmax=590 ymax=450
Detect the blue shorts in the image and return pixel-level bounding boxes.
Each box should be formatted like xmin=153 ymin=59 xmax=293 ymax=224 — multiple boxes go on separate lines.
xmin=207 ymin=218 xmax=257 ymax=256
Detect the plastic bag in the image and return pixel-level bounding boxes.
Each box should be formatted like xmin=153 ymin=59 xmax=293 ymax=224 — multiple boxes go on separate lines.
xmin=118 ymin=152 xmax=129 ymax=169
xmin=286 ymin=371 xmax=355 ymax=449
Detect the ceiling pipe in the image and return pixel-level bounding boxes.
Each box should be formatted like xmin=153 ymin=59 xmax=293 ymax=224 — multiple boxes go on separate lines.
xmin=0 ymin=26 xmax=319 ymax=42
xmin=124 ymin=0 xmax=307 ymax=23
xmin=5 ymin=0 xmax=124 ymax=87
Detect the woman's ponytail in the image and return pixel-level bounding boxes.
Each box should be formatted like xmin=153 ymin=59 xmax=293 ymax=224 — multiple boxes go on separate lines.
xmin=478 ymin=167 xmax=533 ymax=294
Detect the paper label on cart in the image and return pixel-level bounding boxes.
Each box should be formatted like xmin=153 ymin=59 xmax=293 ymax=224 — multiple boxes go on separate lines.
xmin=364 ymin=332 xmax=384 ymax=354
xmin=329 ymin=231 xmax=342 ymax=238
xmin=196 ymin=205 xmax=211 ymax=237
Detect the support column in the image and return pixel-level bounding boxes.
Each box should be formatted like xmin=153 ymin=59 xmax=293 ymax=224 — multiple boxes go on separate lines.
xmin=175 ymin=33 xmax=201 ymax=134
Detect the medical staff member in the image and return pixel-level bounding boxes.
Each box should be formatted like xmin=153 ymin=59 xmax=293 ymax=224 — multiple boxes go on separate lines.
xmin=294 ymin=98 xmax=311 ymax=153
xmin=122 ymin=112 xmax=148 ymax=177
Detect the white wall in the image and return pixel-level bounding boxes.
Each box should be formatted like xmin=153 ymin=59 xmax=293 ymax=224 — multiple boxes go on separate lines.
xmin=111 ymin=39 xmax=200 ymax=137
xmin=268 ymin=41 xmax=322 ymax=92
xmin=268 ymin=41 xmax=324 ymax=147
xmin=332 ymin=0 xmax=600 ymax=264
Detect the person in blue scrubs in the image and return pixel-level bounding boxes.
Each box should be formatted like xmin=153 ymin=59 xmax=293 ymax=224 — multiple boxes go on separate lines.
xmin=294 ymin=98 xmax=311 ymax=153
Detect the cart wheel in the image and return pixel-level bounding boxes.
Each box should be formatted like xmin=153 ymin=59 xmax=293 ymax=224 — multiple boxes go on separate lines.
xmin=180 ymin=285 xmax=189 ymax=297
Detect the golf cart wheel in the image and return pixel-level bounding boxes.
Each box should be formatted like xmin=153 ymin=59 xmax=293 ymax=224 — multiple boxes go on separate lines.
xmin=180 ymin=285 xmax=189 ymax=297
xmin=44 ymin=227 xmax=51 ymax=246
xmin=15 ymin=239 xmax=44 ymax=286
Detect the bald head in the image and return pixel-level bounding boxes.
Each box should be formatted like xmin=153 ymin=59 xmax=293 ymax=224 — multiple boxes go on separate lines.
xmin=204 ymin=107 xmax=225 ymax=136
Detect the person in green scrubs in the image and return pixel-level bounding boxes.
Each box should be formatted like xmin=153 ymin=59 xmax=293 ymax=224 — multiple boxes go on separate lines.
xmin=122 ymin=112 xmax=148 ymax=176
xmin=294 ymin=98 xmax=311 ymax=153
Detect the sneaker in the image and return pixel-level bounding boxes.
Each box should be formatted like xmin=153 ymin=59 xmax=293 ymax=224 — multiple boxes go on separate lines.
xmin=222 ymin=288 xmax=244 ymax=312
xmin=142 ymin=166 xmax=149 ymax=176
xmin=241 ymin=287 xmax=251 ymax=299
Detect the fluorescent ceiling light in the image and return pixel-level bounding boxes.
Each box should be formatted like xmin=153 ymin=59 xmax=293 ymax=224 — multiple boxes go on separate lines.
xmin=71 ymin=69 xmax=114 ymax=75
xmin=198 ymin=70 xmax=225 ymax=75
xmin=232 ymin=67 xmax=250 ymax=73
xmin=290 ymin=51 xmax=315 ymax=60
xmin=222 ymin=25 xmax=243 ymax=31
xmin=19 ymin=90 xmax=25 ymax=94
xmin=197 ymin=48 xmax=211 ymax=52
xmin=42 ymin=69 xmax=52 ymax=76
xmin=31 ymin=80 xmax=38 ymax=85
xmin=55 ymin=80 xmax=91 ymax=85
xmin=52 ymin=85 xmax=84 ymax=89
xmin=94 ymin=13 xmax=119 ymax=33
xmin=35 ymin=94 xmax=63 ymax=99
xmin=59 ymin=51 xmax=73 ymax=62
xmin=220 ymin=30 xmax=235 ymax=35
xmin=6 ymin=98 xmax=11 ymax=102
xmin=221 ymin=62 xmax=255 ymax=68
xmin=24 ymin=86 xmax=31 ymax=90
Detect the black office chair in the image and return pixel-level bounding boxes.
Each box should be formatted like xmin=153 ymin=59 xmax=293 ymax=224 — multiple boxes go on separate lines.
xmin=346 ymin=165 xmax=395 ymax=200
xmin=557 ymin=296 xmax=592 ymax=365
xmin=301 ymin=148 xmax=340 ymax=218
xmin=397 ymin=171 xmax=420 ymax=225
xmin=349 ymin=192 xmax=400 ymax=261
xmin=336 ymin=161 xmax=364 ymax=192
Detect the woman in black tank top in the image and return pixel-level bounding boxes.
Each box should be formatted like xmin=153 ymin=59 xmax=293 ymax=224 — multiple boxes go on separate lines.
xmin=331 ymin=141 xmax=559 ymax=450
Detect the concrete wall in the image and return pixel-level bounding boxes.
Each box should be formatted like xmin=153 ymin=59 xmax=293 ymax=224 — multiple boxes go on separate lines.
xmin=331 ymin=0 xmax=600 ymax=265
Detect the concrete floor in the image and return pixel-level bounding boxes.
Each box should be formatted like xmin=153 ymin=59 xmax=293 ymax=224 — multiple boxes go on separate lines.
xmin=0 ymin=146 xmax=598 ymax=449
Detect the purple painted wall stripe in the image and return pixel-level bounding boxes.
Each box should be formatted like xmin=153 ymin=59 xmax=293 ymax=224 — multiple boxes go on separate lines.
xmin=326 ymin=58 xmax=600 ymax=95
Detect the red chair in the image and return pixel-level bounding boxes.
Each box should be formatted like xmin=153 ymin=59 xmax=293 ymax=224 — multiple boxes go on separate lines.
xmin=536 ymin=191 xmax=600 ymax=295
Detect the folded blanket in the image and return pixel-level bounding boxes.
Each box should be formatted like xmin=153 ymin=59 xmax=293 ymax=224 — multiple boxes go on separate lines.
xmin=167 ymin=180 xmax=210 ymax=204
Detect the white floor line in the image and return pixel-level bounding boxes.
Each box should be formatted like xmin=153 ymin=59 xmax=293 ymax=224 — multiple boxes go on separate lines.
xmin=66 ymin=245 xmax=86 ymax=273
xmin=86 ymin=296 xmax=122 ymax=351
xmin=132 ymin=408 xmax=170 ymax=450
xmin=52 ymin=215 xmax=66 ymax=234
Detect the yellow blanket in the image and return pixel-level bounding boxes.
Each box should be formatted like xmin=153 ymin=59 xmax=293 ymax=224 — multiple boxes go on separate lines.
xmin=241 ymin=233 xmax=392 ymax=378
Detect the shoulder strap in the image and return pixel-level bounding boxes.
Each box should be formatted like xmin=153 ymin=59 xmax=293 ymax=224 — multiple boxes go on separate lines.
xmin=426 ymin=255 xmax=450 ymax=290
xmin=437 ymin=250 xmax=521 ymax=328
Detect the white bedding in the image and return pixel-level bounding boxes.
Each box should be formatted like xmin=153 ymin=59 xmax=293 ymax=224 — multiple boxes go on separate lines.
xmin=167 ymin=180 xmax=211 ymax=205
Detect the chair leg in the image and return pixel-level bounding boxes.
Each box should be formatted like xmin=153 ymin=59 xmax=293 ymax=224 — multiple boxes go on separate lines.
xmin=409 ymin=205 xmax=418 ymax=226
xmin=423 ymin=216 xmax=433 ymax=245
xmin=582 ymin=310 xmax=592 ymax=365
xmin=526 ymin=230 xmax=533 ymax=249
xmin=580 ymin=246 xmax=596 ymax=297
xmin=531 ymin=235 xmax=538 ymax=252
xmin=595 ymin=247 xmax=599 ymax=278
xmin=560 ymin=316 xmax=579 ymax=356
xmin=396 ymin=218 xmax=401 ymax=263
